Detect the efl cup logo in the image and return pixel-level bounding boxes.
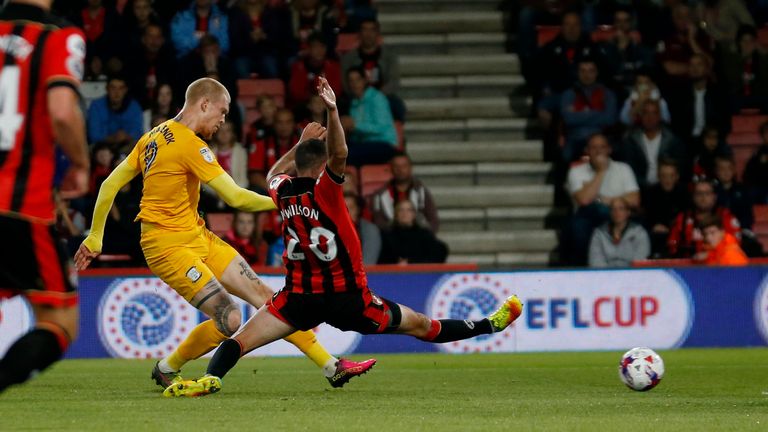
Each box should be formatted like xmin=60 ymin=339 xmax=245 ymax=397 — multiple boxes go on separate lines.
xmin=754 ymin=275 xmax=768 ymax=344
xmin=428 ymin=274 xmax=516 ymax=353
xmin=99 ymin=278 xmax=197 ymax=359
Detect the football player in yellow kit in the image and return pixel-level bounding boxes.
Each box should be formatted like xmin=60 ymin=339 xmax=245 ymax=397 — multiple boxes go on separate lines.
xmin=74 ymin=78 xmax=374 ymax=391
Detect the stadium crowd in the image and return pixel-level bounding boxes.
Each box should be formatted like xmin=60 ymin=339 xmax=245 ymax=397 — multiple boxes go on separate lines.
xmin=52 ymin=0 xmax=447 ymax=267
xmin=519 ymin=0 xmax=768 ymax=267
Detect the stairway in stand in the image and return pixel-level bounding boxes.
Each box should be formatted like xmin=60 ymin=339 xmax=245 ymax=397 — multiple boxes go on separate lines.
xmin=376 ymin=0 xmax=557 ymax=267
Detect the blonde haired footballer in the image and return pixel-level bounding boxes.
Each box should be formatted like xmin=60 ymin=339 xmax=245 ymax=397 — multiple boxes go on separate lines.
xmin=74 ymin=78 xmax=374 ymax=390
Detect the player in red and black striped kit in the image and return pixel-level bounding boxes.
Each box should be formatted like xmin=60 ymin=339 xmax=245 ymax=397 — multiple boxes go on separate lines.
xmin=0 ymin=0 xmax=88 ymax=394
xmin=165 ymin=77 xmax=524 ymax=397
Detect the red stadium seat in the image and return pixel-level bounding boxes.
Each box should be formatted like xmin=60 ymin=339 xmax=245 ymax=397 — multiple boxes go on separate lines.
xmin=759 ymin=25 xmax=768 ymax=48
xmin=727 ymin=132 xmax=761 ymax=146
xmin=344 ymin=166 xmax=360 ymax=194
xmin=394 ymin=120 xmax=404 ymax=150
xmin=731 ymin=114 xmax=768 ymax=133
xmin=536 ymin=25 xmax=560 ymax=47
xmin=754 ymin=204 xmax=768 ymax=223
xmin=207 ymin=213 xmax=233 ymax=237
xmin=360 ymin=164 xmax=392 ymax=197
xmin=732 ymin=145 xmax=754 ymax=181
xmin=237 ymin=79 xmax=286 ymax=109
xmin=590 ymin=26 xmax=642 ymax=44
xmin=336 ymin=33 xmax=360 ymax=56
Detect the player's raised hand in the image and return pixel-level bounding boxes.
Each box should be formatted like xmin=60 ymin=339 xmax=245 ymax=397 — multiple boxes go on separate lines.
xmin=317 ymin=76 xmax=337 ymax=111
xmin=299 ymin=122 xmax=327 ymax=142
xmin=74 ymin=242 xmax=100 ymax=271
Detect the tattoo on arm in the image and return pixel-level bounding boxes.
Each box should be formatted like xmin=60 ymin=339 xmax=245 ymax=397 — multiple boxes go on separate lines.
xmin=238 ymin=261 xmax=259 ymax=281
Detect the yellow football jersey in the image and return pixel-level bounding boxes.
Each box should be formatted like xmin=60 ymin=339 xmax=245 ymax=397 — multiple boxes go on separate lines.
xmin=125 ymin=119 xmax=224 ymax=231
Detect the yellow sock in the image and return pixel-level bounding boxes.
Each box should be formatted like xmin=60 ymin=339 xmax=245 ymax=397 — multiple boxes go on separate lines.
xmin=283 ymin=330 xmax=334 ymax=368
xmin=167 ymin=320 xmax=227 ymax=370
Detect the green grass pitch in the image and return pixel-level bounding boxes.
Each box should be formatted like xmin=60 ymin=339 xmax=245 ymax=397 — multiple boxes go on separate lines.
xmin=2 ymin=348 xmax=767 ymax=431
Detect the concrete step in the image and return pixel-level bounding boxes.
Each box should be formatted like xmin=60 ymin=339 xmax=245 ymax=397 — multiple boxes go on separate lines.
xmin=439 ymin=206 xmax=555 ymax=231
xmin=440 ymin=230 xmax=558 ymax=253
xmin=448 ymin=252 xmax=552 ymax=267
xmin=379 ymin=11 xmax=503 ymax=35
xmin=406 ymin=96 xmax=529 ymax=120
xmin=400 ymin=54 xmax=520 ymax=76
xmin=415 ymin=162 xmax=551 ymax=186
xmin=376 ymin=0 xmax=500 ymax=14
xmin=408 ymin=140 xmax=542 ymax=163
xmin=405 ymin=118 xmax=531 ymax=142
xmin=400 ymin=74 xmax=525 ymax=99
xmin=386 ymin=33 xmax=508 ymax=56
xmin=430 ymin=184 xmax=553 ymax=208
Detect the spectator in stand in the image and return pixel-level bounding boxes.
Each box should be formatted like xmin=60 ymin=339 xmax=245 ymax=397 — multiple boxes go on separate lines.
xmin=667 ymin=53 xmax=727 ymax=146
xmin=288 ymin=31 xmax=342 ymax=108
xmin=588 ymin=197 xmax=651 ymax=268
xmin=228 ymin=0 xmax=292 ymax=79
xmin=536 ymin=11 xmax=598 ymax=131
xmin=697 ymin=214 xmax=749 ymax=265
xmin=562 ymin=133 xmax=640 ymax=265
xmin=714 ymin=155 xmax=753 ymax=229
xmin=692 ymin=126 xmax=731 ymax=181
xmin=86 ymin=75 xmax=144 ymax=154
xmin=121 ymin=0 xmax=160 ymax=53
xmin=179 ymin=34 xmax=237 ymax=100
xmin=597 ymin=7 xmax=654 ymax=101
xmin=667 ymin=179 xmax=741 ymax=258
xmin=379 ymin=200 xmax=448 ymax=265
xmin=211 ymin=121 xmax=249 ymax=188
xmin=298 ymin=94 xmax=327 ymax=128
xmin=618 ymin=99 xmax=685 ymax=188
xmin=619 ymin=72 xmax=671 ymax=126
xmin=340 ymin=18 xmax=404 ymax=121
xmin=342 ymin=66 xmax=397 ymax=166
xmin=289 ymin=0 xmax=338 ymax=56
xmin=222 ymin=211 xmax=268 ymax=266
xmin=74 ymin=0 xmax=120 ymax=66
xmin=89 ymin=142 xmax=115 ymax=200
xmin=656 ymin=4 xmax=714 ymax=91
xmin=170 ymin=0 xmax=229 ymax=59
xmin=344 ymin=191 xmax=381 ymax=265
xmin=641 ymin=159 xmax=688 ymax=257
xmin=125 ymin=23 xmax=176 ymax=109
xmin=718 ymin=25 xmax=768 ymax=114
xmin=142 ymin=83 xmax=178 ymax=131
xmin=245 ymin=95 xmax=278 ymax=145
xmin=696 ymin=0 xmax=754 ymax=48
xmin=560 ymin=59 xmax=617 ymax=161
xmin=371 ymin=151 xmax=439 ymax=233
xmin=743 ymin=121 xmax=768 ymax=203
xmin=516 ymin=1 xmax=574 ymax=88
xmin=248 ymin=108 xmax=301 ymax=191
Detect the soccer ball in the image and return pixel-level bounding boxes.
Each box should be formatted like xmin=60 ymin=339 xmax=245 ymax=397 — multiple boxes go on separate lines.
xmin=618 ymin=347 xmax=665 ymax=391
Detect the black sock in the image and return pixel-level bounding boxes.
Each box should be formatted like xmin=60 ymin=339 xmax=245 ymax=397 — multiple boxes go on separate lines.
xmin=207 ymin=339 xmax=242 ymax=379
xmin=0 ymin=329 xmax=64 ymax=393
xmin=426 ymin=319 xmax=494 ymax=343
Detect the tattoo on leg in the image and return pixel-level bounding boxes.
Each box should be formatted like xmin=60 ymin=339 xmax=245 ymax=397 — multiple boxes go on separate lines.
xmin=238 ymin=261 xmax=258 ymax=281
xmin=214 ymin=302 xmax=238 ymax=336
xmin=193 ymin=287 xmax=223 ymax=309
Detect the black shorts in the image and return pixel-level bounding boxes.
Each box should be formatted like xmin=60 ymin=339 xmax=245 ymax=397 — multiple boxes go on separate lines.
xmin=267 ymin=287 xmax=402 ymax=334
xmin=0 ymin=215 xmax=77 ymax=307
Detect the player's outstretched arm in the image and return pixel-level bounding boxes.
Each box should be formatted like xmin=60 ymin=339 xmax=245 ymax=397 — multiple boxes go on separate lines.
xmin=317 ymin=76 xmax=348 ymax=177
xmin=208 ymin=173 xmax=277 ymax=212
xmin=49 ymin=86 xmax=89 ymax=199
xmin=75 ymin=160 xmax=139 ymax=270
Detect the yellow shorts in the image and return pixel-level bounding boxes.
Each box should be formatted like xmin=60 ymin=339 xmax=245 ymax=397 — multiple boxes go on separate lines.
xmin=140 ymin=222 xmax=239 ymax=302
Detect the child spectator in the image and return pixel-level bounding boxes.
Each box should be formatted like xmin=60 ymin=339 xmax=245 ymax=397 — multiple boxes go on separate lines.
xmin=697 ymin=214 xmax=748 ymax=266
xmin=222 ymin=211 xmax=268 ymax=266
xmin=588 ymin=197 xmax=651 ymax=268
xmin=619 ymin=73 xmax=671 ymax=126
xmin=212 ymin=121 xmax=249 ymax=188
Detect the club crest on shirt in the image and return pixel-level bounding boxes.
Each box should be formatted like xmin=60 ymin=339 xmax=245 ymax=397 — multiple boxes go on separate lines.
xmin=199 ymin=147 xmax=214 ymax=163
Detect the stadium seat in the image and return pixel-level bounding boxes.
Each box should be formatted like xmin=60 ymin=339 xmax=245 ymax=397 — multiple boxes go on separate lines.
xmin=536 ymin=25 xmax=560 ymax=47
xmin=395 ymin=120 xmax=405 ymax=150
xmin=727 ymin=132 xmax=761 ymax=146
xmin=732 ymin=145 xmax=754 ymax=181
xmin=590 ymin=25 xmax=642 ymax=44
xmin=207 ymin=213 xmax=233 ymax=237
xmin=759 ymin=25 xmax=768 ymax=48
xmin=237 ymin=79 xmax=286 ymax=109
xmin=360 ymin=164 xmax=392 ymax=196
xmin=344 ymin=166 xmax=360 ymax=194
xmin=336 ymin=33 xmax=360 ymax=56
xmin=731 ymin=114 xmax=768 ymax=133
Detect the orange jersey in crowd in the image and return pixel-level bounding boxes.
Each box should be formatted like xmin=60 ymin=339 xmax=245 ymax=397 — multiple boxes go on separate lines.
xmin=703 ymin=233 xmax=749 ymax=266
xmin=125 ymin=119 xmax=224 ymax=231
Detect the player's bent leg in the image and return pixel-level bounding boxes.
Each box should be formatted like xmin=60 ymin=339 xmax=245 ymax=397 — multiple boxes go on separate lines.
xmin=0 ymin=304 xmax=78 ymax=393
xmin=218 ymin=257 xmax=339 ymax=379
xmin=192 ymin=277 xmax=242 ymax=336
